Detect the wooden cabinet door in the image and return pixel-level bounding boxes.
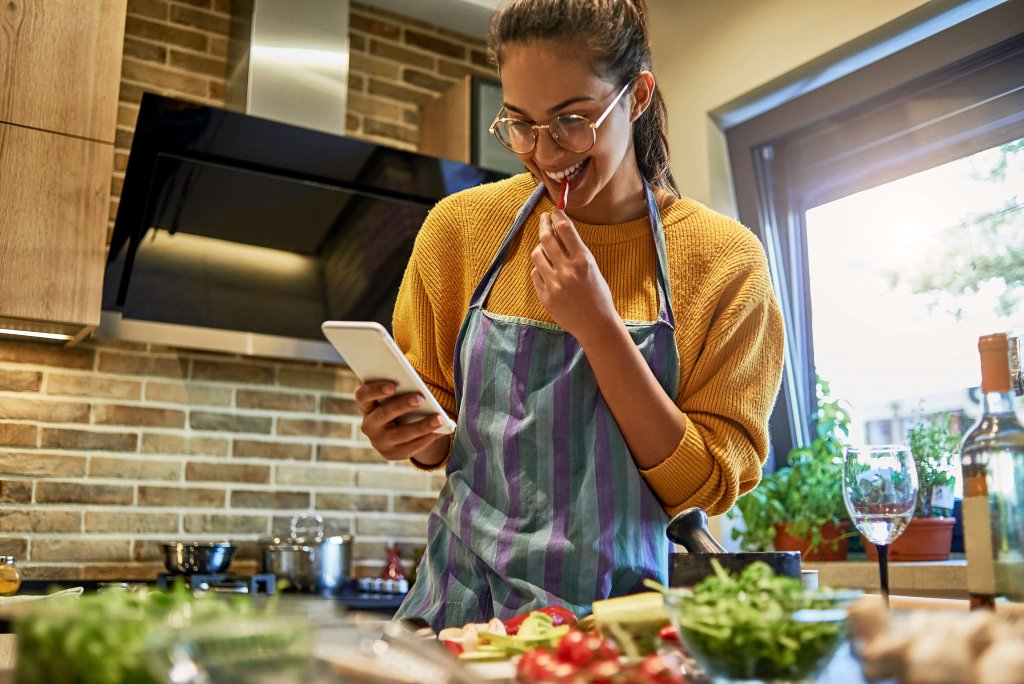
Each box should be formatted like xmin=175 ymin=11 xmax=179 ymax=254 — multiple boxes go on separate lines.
xmin=0 ymin=122 xmax=111 ymax=328
xmin=419 ymin=76 xmax=471 ymax=163
xmin=0 ymin=0 xmax=127 ymax=142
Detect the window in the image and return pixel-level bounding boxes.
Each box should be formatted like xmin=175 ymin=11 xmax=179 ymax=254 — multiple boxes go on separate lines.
xmin=805 ymin=138 xmax=1023 ymax=450
xmin=725 ymin=3 xmax=1024 ymax=462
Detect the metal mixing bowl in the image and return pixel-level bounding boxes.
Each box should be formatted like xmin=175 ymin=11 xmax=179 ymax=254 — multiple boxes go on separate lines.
xmin=160 ymin=542 xmax=237 ymax=575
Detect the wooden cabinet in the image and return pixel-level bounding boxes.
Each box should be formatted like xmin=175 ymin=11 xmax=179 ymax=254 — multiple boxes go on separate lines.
xmin=0 ymin=123 xmax=112 ymax=331
xmin=419 ymin=74 xmax=521 ymax=176
xmin=0 ymin=0 xmax=126 ymax=342
xmin=0 ymin=0 xmax=125 ymax=142
xmin=420 ymin=76 xmax=472 ymax=163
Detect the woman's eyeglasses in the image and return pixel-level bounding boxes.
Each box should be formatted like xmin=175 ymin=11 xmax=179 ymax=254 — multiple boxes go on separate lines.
xmin=489 ymin=82 xmax=631 ymax=155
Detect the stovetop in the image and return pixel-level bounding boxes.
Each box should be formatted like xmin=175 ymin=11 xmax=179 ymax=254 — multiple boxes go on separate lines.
xmin=155 ymin=572 xmax=277 ymax=594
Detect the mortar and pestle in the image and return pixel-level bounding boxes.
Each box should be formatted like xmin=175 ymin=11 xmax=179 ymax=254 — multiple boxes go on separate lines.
xmin=666 ymin=507 xmax=802 ymax=586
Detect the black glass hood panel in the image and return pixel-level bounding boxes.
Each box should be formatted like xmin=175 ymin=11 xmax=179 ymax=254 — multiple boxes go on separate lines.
xmin=104 ymin=93 xmax=508 ymax=349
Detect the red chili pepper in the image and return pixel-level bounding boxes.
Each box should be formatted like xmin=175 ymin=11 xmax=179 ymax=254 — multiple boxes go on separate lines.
xmin=658 ymin=624 xmax=679 ymax=643
xmin=503 ymin=606 xmax=578 ymax=636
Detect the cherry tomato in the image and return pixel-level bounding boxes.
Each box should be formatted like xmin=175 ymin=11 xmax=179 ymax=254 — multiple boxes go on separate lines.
xmin=637 ymin=653 xmax=686 ymax=684
xmin=658 ymin=624 xmax=679 ymax=643
xmin=584 ymin=633 xmax=619 ymax=663
xmin=518 ymin=649 xmax=559 ymax=681
xmin=586 ymin=657 xmax=623 ymax=682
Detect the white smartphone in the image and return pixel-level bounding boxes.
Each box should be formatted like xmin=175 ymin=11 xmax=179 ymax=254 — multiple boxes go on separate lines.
xmin=321 ymin=321 xmax=456 ymax=435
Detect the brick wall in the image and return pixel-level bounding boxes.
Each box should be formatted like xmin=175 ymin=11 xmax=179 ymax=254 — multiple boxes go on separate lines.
xmin=0 ymin=2 xmax=495 ymax=580
xmin=0 ymin=338 xmax=444 ymax=580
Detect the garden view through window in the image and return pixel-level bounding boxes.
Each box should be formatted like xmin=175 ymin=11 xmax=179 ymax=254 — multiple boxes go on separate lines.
xmin=804 ymin=137 xmax=1024 ymax=493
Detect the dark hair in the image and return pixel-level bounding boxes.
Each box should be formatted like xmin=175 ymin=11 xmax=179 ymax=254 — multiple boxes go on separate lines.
xmin=488 ymin=0 xmax=679 ymax=196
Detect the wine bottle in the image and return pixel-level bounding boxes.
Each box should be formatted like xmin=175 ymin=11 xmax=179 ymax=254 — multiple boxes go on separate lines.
xmin=960 ymin=333 xmax=1024 ymax=608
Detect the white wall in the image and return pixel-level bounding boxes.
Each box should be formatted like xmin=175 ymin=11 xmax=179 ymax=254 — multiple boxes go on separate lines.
xmin=648 ymin=0 xmax=931 ymax=215
xmin=648 ymin=0 xmax=933 ymax=544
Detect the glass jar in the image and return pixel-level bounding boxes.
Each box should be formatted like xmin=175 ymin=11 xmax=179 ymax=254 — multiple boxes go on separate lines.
xmin=0 ymin=556 xmax=22 ymax=596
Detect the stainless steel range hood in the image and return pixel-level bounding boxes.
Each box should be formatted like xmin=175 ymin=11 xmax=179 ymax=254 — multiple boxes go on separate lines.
xmin=227 ymin=0 xmax=350 ymax=135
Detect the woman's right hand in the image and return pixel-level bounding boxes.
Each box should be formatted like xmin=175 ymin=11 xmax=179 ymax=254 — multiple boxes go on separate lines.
xmin=354 ymin=381 xmax=448 ymax=462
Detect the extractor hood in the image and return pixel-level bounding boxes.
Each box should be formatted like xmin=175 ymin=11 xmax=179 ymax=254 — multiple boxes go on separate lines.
xmin=100 ymin=94 xmax=508 ymax=361
xmin=226 ymin=0 xmax=350 ymax=135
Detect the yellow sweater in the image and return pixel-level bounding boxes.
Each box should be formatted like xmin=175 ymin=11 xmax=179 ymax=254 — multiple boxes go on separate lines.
xmin=393 ymin=174 xmax=784 ymax=516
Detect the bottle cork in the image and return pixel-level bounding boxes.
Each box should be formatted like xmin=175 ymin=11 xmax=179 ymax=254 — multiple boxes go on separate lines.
xmin=978 ymin=333 xmax=1011 ymax=393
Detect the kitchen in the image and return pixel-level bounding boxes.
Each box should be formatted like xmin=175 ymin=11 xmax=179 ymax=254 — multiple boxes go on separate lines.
xmin=1 ymin=0 xmax=1023 ymax=682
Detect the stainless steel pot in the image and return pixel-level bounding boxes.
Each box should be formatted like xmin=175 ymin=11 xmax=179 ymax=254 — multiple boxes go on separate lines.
xmin=259 ymin=514 xmax=352 ymax=594
xmin=161 ymin=541 xmax=237 ymax=575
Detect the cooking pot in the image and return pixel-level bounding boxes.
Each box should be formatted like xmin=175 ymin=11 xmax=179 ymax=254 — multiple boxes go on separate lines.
xmin=161 ymin=541 xmax=237 ymax=575
xmin=259 ymin=514 xmax=352 ymax=594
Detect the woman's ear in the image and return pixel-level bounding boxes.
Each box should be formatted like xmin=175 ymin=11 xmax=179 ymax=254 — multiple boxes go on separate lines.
xmin=630 ymin=71 xmax=656 ymax=122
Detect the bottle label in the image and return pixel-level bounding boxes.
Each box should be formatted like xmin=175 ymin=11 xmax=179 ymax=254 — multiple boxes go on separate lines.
xmin=963 ymin=494 xmax=996 ymax=595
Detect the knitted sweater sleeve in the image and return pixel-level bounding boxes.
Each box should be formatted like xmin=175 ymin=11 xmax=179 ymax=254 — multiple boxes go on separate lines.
xmin=391 ymin=197 xmax=466 ymax=471
xmin=640 ymin=228 xmax=785 ymax=517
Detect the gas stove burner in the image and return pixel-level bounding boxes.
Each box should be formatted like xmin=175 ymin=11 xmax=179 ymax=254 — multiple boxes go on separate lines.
xmin=156 ymin=572 xmax=276 ymax=595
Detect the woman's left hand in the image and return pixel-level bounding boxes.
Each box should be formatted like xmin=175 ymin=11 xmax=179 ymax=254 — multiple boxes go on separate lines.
xmin=531 ymin=210 xmax=619 ymax=343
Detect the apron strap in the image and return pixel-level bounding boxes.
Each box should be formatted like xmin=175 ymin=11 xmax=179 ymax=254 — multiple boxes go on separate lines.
xmin=468 ymin=183 xmax=548 ymax=310
xmin=644 ymin=183 xmax=675 ymax=329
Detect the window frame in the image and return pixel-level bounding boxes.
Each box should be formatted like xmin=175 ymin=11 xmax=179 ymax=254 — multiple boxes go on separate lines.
xmin=725 ymin=1 xmax=1024 ymax=463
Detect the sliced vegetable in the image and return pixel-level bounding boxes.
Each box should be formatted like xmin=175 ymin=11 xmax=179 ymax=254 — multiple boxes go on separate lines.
xmin=458 ymin=610 xmax=570 ymax=661
xmin=591 ymin=591 xmax=669 ymax=658
xmin=503 ymin=605 xmax=577 ymax=636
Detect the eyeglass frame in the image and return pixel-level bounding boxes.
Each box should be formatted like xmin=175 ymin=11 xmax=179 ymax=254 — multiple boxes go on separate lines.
xmin=488 ymin=82 xmax=633 ymax=155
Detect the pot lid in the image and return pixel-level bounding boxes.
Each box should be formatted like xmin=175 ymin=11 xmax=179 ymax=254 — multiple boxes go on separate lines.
xmin=260 ymin=514 xmax=353 ymax=546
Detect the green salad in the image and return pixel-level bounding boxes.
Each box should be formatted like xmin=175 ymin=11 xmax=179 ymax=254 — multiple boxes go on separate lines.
xmin=14 ymin=582 xmax=308 ymax=684
xmin=663 ymin=561 xmax=851 ymax=680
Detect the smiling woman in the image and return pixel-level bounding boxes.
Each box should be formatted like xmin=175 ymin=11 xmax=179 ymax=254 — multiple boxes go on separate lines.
xmin=351 ymin=0 xmax=785 ymax=630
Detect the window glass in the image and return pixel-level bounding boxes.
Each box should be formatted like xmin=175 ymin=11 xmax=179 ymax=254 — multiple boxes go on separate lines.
xmin=805 ymin=137 xmax=1023 ymax=470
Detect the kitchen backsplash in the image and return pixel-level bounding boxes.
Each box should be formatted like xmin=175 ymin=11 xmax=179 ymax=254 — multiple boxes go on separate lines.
xmin=0 ymin=338 xmax=445 ymax=580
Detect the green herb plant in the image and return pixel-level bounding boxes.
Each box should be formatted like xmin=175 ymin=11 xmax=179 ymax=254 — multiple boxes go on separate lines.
xmin=906 ymin=411 xmax=960 ymax=518
xmin=730 ymin=377 xmax=852 ymax=553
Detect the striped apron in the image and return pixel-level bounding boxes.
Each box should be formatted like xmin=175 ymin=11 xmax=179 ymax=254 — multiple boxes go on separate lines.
xmin=395 ymin=181 xmax=680 ymax=630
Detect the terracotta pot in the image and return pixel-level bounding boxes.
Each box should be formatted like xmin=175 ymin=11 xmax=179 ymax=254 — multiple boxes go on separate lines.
xmin=864 ymin=517 xmax=955 ymax=562
xmin=773 ymin=522 xmax=848 ymax=561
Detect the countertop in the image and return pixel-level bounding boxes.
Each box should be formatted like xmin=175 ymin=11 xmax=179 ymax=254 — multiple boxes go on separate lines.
xmin=805 ymin=556 xmax=967 ymax=598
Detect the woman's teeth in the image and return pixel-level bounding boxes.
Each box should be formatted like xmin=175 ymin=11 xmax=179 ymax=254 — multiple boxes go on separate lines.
xmin=546 ymin=159 xmax=586 ymax=181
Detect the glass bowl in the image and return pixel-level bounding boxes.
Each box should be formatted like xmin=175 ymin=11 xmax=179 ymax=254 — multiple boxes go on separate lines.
xmin=663 ymin=589 xmax=851 ymax=683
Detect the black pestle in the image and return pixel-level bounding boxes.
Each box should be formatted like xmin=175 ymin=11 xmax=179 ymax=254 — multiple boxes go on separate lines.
xmin=666 ymin=507 xmax=727 ymax=553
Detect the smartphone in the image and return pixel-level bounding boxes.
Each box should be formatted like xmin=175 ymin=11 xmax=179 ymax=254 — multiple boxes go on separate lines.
xmin=321 ymin=321 xmax=456 ymax=435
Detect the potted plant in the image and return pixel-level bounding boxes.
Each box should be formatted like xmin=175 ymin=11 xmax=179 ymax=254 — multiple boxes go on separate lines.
xmin=864 ymin=412 xmax=960 ymax=562
xmin=730 ymin=378 xmax=852 ymax=561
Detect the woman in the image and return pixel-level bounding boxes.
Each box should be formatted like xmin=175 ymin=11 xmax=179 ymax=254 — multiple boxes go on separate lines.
xmin=355 ymin=0 xmax=784 ymax=629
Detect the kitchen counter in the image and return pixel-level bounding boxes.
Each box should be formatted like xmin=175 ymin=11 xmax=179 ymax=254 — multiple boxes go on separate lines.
xmin=805 ymin=556 xmax=967 ymax=598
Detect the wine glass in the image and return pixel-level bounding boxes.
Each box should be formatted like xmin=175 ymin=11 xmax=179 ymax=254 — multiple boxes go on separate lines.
xmin=843 ymin=445 xmax=918 ymax=606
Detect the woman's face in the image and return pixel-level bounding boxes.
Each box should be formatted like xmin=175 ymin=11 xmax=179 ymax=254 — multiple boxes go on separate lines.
xmin=498 ymin=40 xmax=647 ymax=221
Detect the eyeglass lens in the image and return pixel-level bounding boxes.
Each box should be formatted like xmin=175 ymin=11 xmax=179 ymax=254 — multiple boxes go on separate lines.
xmin=496 ymin=116 xmax=595 ymax=154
